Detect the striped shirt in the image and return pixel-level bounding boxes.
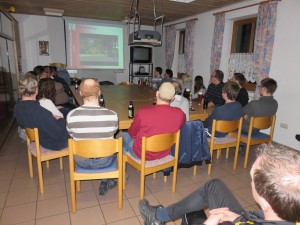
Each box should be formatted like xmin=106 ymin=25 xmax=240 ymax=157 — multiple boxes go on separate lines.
xmin=67 ymin=105 xmax=118 ymax=140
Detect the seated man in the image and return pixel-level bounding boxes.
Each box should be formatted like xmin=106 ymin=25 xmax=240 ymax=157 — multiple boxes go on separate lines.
xmin=158 ymin=69 xmax=173 ymax=89
xmin=139 ymin=143 xmax=300 ymax=225
xmin=205 ymin=70 xmax=225 ymax=107
xmin=203 ymin=81 xmax=243 ymax=137
xmin=170 ymin=81 xmax=189 ymax=121
xmin=119 ymin=82 xmax=186 ymax=160
xmin=66 ymin=78 xmax=118 ymax=195
xmin=152 ymin=66 xmax=163 ymax=89
xmin=14 ymin=73 xmax=69 ymax=151
xmin=231 ymin=73 xmax=249 ymax=107
xmin=242 ymin=78 xmax=278 ymax=134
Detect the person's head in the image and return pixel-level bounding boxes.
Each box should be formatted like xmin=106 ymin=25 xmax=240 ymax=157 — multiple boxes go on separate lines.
xmin=259 ymin=78 xmax=277 ymax=96
xmin=18 ymin=72 xmax=38 ymax=97
xmin=194 ymin=75 xmax=204 ymax=93
xmin=43 ymin=66 xmax=51 ymax=78
xmin=251 ymin=144 xmax=300 ymax=222
xmin=155 ymin=67 xmax=162 ymax=77
xmin=51 ymin=66 xmax=58 ymax=76
xmin=80 ymin=78 xmax=101 ymax=104
xmin=210 ymin=70 xmax=224 ymax=84
xmin=232 ymin=73 xmax=246 ymax=87
xmin=156 ymin=82 xmax=175 ymax=104
xmin=164 ymin=69 xmax=173 ymax=78
xmin=37 ymin=78 xmax=56 ymax=102
xmin=221 ymin=81 xmax=240 ymax=101
xmin=33 ymin=65 xmax=47 ymax=79
xmin=172 ymin=81 xmax=182 ymax=95
xmin=181 ymin=74 xmax=191 ymax=84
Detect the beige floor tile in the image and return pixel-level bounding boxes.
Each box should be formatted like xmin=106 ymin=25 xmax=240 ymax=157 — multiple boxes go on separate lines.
xmin=68 ymin=190 xmax=99 ymax=211
xmin=0 ymin=170 xmax=14 ymax=182
xmin=127 ymin=194 xmax=159 ymax=216
xmin=97 ymin=185 xmax=125 ymax=205
xmin=0 ymin=202 xmax=36 ymax=225
xmin=107 ymin=216 xmax=141 ymax=225
xmin=12 ymin=221 xmax=35 ymax=225
xmin=9 ymin=176 xmax=38 ymax=191
xmin=219 ymin=175 xmax=248 ymax=191
xmin=233 ymin=186 xmax=256 ymax=205
xmin=36 ymin=213 xmax=70 ymax=225
xmin=145 ymin=175 xmax=173 ymax=194
xmin=43 ymin=171 xmax=66 ymax=186
xmin=123 ymin=177 xmax=151 ymax=199
xmin=153 ymin=190 xmax=183 ymax=206
xmin=0 ymin=193 xmax=7 ymax=209
xmin=70 ymin=206 xmax=105 ymax=225
xmin=6 ymin=187 xmax=38 ymax=207
xmin=176 ymin=183 xmax=200 ymax=197
xmin=38 ymin=182 xmax=67 ymax=201
xmin=101 ymin=200 xmax=136 ymax=223
xmin=0 ymin=181 xmax=10 ymax=193
xmin=36 ymin=196 xmax=69 ymax=219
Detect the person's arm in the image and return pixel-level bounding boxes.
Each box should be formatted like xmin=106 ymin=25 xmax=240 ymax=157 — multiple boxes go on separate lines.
xmin=128 ymin=111 xmax=141 ymax=137
xmin=203 ymin=107 xmax=219 ymax=129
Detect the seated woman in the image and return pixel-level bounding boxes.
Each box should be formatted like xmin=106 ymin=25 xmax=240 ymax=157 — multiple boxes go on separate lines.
xmin=37 ymin=78 xmax=64 ymax=118
xmin=181 ymin=74 xmax=192 ymax=94
xmin=192 ymin=75 xmax=206 ymax=100
xmin=231 ymin=73 xmax=249 ymax=107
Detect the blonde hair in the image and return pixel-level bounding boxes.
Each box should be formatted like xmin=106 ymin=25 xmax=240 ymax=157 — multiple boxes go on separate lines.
xmin=182 ymin=74 xmax=192 ymax=83
xmin=18 ymin=72 xmax=38 ymax=97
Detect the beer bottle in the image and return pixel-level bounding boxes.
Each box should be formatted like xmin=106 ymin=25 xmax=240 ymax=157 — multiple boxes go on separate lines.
xmin=203 ymin=96 xmax=208 ymax=109
xmin=99 ymin=94 xmax=105 ymax=107
xmin=128 ymin=101 xmax=134 ymax=118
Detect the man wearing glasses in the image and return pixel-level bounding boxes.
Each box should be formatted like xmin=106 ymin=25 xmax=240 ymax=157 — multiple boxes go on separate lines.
xmin=205 ymin=70 xmax=225 ymax=107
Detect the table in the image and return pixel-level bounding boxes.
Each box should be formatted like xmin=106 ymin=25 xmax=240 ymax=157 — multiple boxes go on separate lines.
xmin=70 ymin=85 xmax=213 ymax=129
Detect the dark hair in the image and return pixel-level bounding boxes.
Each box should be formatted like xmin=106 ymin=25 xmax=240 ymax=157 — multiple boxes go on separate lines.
xmin=233 ymin=73 xmax=246 ymax=86
xmin=165 ymin=69 xmax=173 ymax=78
xmin=33 ymin=65 xmax=45 ymax=76
xmin=222 ymin=81 xmax=240 ymax=100
xmin=155 ymin=67 xmax=162 ymax=75
xmin=254 ymin=144 xmax=300 ymax=222
xmin=194 ymin=75 xmax=205 ymax=94
xmin=214 ymin=70 xmax=224 ymax=82
xmin=260 ymin=78 xmax=277 ymax=94
xmin=37 ymin=78 xmax=56 ymax=102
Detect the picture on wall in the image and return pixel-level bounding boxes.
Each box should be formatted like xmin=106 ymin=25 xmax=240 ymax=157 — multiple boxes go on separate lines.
xmin=39 ymin=41 xmax=49 ymax=56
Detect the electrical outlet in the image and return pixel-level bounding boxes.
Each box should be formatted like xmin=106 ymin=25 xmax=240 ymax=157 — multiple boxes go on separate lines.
xmin=280 ymin=123 xmax=288 ymax=129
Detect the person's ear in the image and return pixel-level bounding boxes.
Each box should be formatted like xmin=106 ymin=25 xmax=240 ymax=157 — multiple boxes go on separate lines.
xmin=79 ymin=91 xmax=83 ymax=97
xmin=156 ymin=91 xmax=159 ymax=98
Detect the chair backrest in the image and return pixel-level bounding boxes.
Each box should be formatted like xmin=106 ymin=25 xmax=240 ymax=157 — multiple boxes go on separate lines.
xmin=68 ymin=138 xmax=123 ymax=159
xmin=212 ymin=118 xmax=242 ymax=135
xmin=251 ymin=115 xmax=276 ymax=130
xmin=25 ymin=128 xmax=37 ymax=142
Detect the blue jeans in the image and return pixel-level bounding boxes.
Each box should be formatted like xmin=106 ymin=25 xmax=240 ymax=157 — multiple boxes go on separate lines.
xmin=74 ymin=154 xmax=116 ymax=169
xmin=117 ymin=132 xmax=138 ymax=158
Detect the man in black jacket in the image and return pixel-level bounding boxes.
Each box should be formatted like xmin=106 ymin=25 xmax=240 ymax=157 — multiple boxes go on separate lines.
xmin=139 ymin=143 xmax=300 ymax=225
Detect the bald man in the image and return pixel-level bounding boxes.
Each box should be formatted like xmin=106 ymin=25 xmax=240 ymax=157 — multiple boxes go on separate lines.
xmin=67 ymin=78 xmax=119 ymax=195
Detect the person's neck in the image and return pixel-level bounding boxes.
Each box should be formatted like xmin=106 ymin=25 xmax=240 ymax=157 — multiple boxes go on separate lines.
xmin=22 ymin=95 xmax=36 ymax=101
xmin=156 ymin=99 xmax=170 ymax=105
xmin=225 ymin=99 xmax=234 ymax=103
xmin=262 ymin=93 xmax=272 ymax=97
xmin=264 ymin=209 xmax=284 ymax=221
xmin=83 ymin=99 xmax=99 ymax=106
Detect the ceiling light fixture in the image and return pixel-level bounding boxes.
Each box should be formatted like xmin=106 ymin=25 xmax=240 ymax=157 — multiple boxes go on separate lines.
xmin=43 ymin=8 xmax=64 ymax=17
xmin=169 ymin=0 xmax=196 ymax=3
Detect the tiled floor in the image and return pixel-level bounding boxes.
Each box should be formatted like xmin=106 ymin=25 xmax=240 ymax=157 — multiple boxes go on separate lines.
xmin=0 ymin=123 xmax=260 ymax=225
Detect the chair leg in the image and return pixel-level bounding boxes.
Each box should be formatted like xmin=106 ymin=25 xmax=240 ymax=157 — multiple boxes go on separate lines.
xmin=193 ymin=165 xmax=197 ymax=176
xmin=118 ymin=176 xmax=123 ymax=209
xmin=226 ymin=148 xmax=229 ymax=159
xmin=233 ymin=146 xmax=239 ymax=169
xmin=37 ymin=160 xmax=44 ymax=194
xmin=59 ymin=157 xmax=63 ymax=170
xmin=140 ymin=173 xmax=145 ymax=199
xmin=76 ymin=180 xmax=81 ymax=192
xmin=70 ymin=178 xmax=76 ymax=213
xmin=208 ymin=163 xmax=212 ymax=175
xmin=244 ymin=144 xmax=251 ymax=168
xmin=217 ymin=149 xmax=221 ymax=159
xmin=153 ymin=172 xmax=156 ymax=179
xmin=46 ymin=160 xmax=50 ymax=169
xmin=122 ymin=160 xmax=126 ymax=191
xmin=28 ymin=151 xmax=33 ymax=178
xmin=164 ymin=176 xmax=167 ymax=183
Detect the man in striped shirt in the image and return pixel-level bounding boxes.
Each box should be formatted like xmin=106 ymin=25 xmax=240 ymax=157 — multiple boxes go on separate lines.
xmin=67 ymin=78 xmax=118 ymax=195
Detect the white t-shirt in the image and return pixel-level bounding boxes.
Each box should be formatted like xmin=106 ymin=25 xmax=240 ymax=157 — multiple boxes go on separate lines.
xmin=39 ymin=98 xmax=64 ymax=118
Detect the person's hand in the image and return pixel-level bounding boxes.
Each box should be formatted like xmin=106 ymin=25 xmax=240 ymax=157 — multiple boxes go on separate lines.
xmin=208 ymin=101 xmax=215 ymax=107
xmin=244 ymin=114 xmax=249 ymax=120
xmin=56 ymin=106 xmax=63 ymax=109
xmin=53 ymin=115 xmax=62 ymax=120
xmin=205 ymin=208 xmax=241 ymax=225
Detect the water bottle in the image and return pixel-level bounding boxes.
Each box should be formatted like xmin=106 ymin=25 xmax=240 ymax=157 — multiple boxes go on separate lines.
xmin=203 ymin=96 xmax=208 ymax=109
xmin=99 ymin=94 xmax=105 ymax=107
xmin=128 ymin=101 xmax=134 ymax=118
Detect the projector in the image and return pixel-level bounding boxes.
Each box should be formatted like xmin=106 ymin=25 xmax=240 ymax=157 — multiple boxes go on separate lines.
xmin=129 ymin=30 xmax=162 ymax=46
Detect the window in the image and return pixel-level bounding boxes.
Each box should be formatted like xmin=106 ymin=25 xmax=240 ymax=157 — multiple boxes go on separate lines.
xmin=178 ymin=29 xmax=185 ymax=54
xmin=231 ymin=18 xmax=256 ymax=53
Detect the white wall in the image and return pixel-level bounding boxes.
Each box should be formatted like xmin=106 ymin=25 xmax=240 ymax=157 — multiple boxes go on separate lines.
xmin=13 ymin=0 xmax=300 ymax=149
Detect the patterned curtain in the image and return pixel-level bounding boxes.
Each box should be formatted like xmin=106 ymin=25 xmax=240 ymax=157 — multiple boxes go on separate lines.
xmin=210 ymin=13 xmax=225 ymax=74
xmin=184 ymin=20 xmax=196 ymax=76
xmin=253 ymin=1 xmax=278 ymax=99
xmin=165 ymin=25 xmax=176 ymax=69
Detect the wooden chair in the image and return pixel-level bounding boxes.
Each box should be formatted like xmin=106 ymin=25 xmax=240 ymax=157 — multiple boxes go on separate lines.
xmin=237 ymin=115 xmax=276 ymax=168
xmin=207 ymin=118 xmax=243 ymax=175
xmin=25 ymin=128 xmax=69 ymax=194
xmin=123 ymin=131 xmax=180 ymax=199
xmin=68 ymin=138 xmax=123 ymax=213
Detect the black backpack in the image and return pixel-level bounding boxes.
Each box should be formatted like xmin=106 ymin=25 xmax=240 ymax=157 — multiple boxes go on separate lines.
xmin=181 ymin=210 xmax=207 ymax=225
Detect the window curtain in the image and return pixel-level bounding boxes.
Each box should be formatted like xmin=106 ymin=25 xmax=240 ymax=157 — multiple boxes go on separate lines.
xmin=253 ymin=1 xmax=278 ymax=99
xmin=165 ymin=25 xmax=176 ymax=69
xmin=210 ymin=13 xmax=225 ymax=74
xmin=184 ymin=20 xmax=196 ymax=76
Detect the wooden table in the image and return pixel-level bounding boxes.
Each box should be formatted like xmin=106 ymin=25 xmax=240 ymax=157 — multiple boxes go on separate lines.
xmin=70 ymin=85 xmax=214 ymax=129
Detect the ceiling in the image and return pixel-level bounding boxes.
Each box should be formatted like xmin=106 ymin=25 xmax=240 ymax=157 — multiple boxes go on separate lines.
xmin=2 ymin=0 xmax=247 ymax=25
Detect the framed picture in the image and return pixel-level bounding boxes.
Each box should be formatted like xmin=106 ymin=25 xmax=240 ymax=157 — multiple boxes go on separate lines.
xmin=39 ymin=41 xmax=49 ymax=56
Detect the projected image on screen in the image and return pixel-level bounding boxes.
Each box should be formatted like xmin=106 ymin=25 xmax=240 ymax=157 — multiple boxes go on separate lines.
xmin=65 ymin=21 xmax=124 ymax=69
xmin=80 ymin=33 xmax=118 ymax=66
